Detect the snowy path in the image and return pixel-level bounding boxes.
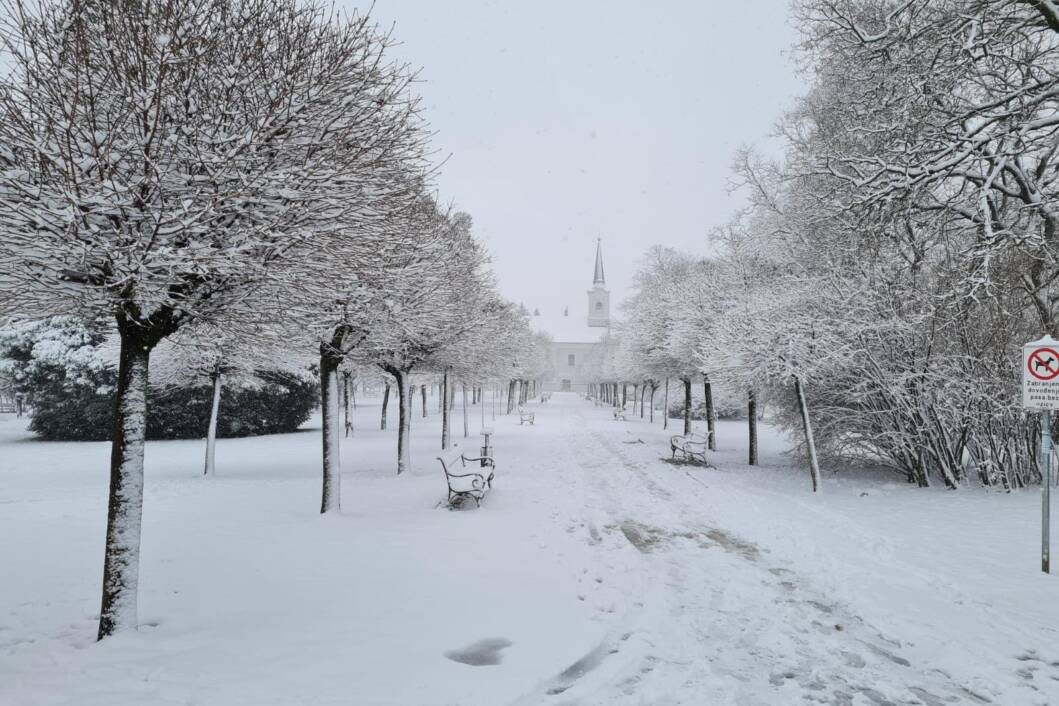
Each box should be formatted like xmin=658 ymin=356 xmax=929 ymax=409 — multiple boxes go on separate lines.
xmin=511 ymin=402 xmax=995 ymax=706
xmin=2 ymin=392 xmax=1057 ymax=705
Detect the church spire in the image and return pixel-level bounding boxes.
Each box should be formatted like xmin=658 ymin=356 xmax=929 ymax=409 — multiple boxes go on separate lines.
xmin=593 ymin=238 xmax=606 ymax=287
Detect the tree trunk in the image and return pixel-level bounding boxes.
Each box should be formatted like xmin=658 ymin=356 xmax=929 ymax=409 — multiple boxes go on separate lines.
xmin=319 ymin=348 xmax=342 ymax=514
xmin=683 ymin=378 xmax=692 ymax=435
xmin=704 ymin=375 xmax=716 ymax=451
xmin=649 ymin=384 xmax=655 ymax=423
xmin=97 ymin=330 xmax=154 ymax=640
xmin=394 ymin=372 xmax=411 ymax=474
xmin=748 ymin=389 xmax=758 ymax=466
xmin=203 ymin=369 xmax=222 ymax=476
xmin=422 ymin=384 xmax=428 ymax=418
xmin=441 ymin=369 xmax=451 ymax=450
xmin=380 ymin=381 xmax=390 ymax=430
xmin=622 ymin=383 xmax=627 ymax=408
xmin=343 ymin=371 xmax=353 ymax=437
xmin=640 ymin=384 xmax=646 ymax=418
xmin=663 ymin=378 xmax=669 ymax=430
xmin=462 ymin=383 xmax=469 ymax=438
xmin=794 ymin=375 xmax=822 ymax=492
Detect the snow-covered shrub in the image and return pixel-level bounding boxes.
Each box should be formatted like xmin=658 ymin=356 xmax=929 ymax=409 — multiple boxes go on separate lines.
xmin=663 ymin=381 xmax=743 ymax=421
xmin=0 ymin=318 xmax=115 ymax=440
xmin=0 ymin=318 xmax=315 ymax=441
xmin=148 ymin=372 xmax=316 ymax=440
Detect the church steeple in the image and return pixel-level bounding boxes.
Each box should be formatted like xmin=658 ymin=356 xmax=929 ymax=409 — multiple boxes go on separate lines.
xmin=593 ymin=238 xmax=606 ymax=286
xmin=587 ymin=238 xmax=610 ymax=328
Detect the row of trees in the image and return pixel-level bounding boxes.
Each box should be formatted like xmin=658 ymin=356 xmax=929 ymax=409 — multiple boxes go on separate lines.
xmin=0 ymin=0 xmax=544 ymax=640
xmin=598 ymin=0 xmax=1059 ymax=494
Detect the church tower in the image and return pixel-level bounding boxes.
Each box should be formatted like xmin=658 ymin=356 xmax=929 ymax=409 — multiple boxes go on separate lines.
xmin=587 ymin=238 xmax=610 ymax=328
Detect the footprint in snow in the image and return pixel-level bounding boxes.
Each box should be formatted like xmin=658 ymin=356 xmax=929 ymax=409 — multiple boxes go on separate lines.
xmin=444 ymin=637 xmax=512 ymax=666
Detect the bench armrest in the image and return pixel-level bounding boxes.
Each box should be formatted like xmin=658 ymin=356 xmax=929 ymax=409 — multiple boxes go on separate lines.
xmin=445 ymin=470 xmax=487 ymax=479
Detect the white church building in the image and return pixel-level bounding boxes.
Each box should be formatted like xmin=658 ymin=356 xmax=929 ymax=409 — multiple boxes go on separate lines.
xmin=530 ymin=239 xmax=612 ymax=393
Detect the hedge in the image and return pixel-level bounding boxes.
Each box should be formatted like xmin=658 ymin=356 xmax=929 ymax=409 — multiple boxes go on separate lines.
xmin=27 ymin=369 xmax=317 ymax=442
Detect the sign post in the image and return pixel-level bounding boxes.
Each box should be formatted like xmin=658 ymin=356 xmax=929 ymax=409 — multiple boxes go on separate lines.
xmin=1023 ymin=335 xmax=1059 ymax=573
xmin=1044 ymin=410 xmax=1052 ymax=574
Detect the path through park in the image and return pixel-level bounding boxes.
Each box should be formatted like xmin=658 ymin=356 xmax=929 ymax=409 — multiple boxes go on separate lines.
xmin=2 ymin=393 xmax=1057 ymax=705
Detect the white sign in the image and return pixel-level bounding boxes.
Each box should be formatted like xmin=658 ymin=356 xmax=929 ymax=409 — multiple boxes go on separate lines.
xmin=1023 ymin=335 xmax=1059 ymax=410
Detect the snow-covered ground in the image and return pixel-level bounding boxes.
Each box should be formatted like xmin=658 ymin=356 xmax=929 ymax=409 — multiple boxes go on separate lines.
xmin=1 ymin=392 xmax=1057 ymax=705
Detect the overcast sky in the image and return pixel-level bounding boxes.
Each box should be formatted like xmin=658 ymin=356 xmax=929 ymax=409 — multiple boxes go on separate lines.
xmin=344 ymin=1 xmax=805 ymax=316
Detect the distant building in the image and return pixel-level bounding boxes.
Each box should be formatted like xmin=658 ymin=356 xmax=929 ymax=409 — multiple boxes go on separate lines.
xmin=530 ymin=239 xmax=611 ymax=392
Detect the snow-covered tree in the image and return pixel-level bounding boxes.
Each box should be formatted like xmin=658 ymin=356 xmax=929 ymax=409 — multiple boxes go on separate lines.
xmin=0 ymin=0 xmax=423 ymax=639
xmin=152 ymin=312 xmax=312 ymax=476
xmin=368 ymin=208 xmax=501 ymax=473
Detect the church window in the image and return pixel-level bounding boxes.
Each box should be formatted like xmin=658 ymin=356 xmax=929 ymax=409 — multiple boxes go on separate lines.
xmin=568 ymin=354 xmax=576 ymax=366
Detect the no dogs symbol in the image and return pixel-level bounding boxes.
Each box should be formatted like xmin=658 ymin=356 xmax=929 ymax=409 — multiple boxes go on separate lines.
xmin=1028 ymin=347 xmax=1059 ymax=381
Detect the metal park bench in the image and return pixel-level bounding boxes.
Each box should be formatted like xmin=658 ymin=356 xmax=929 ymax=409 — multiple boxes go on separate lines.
xmin=518 ymin=405 xmax=535 ymax=425
xmin=437 ymin=448 xmax=496 ymax=508
xmin=613 ymin=406 xmax=628 ymax=421
xmin=670 ymin=432 xmax=711 ymax=465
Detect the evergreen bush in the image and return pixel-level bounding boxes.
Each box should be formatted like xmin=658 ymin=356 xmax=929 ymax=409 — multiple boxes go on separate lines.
xmin=1 ymin=318 xmax=316 ymax=441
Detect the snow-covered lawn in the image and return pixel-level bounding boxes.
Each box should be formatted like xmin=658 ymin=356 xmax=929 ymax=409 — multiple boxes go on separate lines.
xmin=1 ymin=393 xmax=1057 ymax=705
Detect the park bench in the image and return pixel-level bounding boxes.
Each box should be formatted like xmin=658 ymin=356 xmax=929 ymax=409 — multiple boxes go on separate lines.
xmin=613 ymin=406 xmax=628 ymax=421
xmin=518 ymin=405 xmax=535 ymax=425
xmin=540 ymin=392 xmax=552 ymax=403
xmin=670 ymin=432 xmax=711 ymax=465
xmin=437 ymin=448 xmax=496 ymax=508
